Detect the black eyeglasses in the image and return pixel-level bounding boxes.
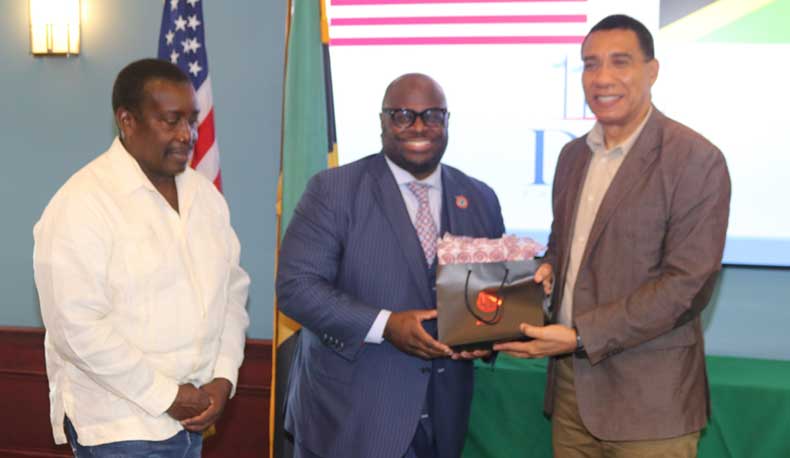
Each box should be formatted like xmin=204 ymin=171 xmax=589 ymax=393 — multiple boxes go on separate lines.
xmin=382 ymin=108 xmax=448 ymax=128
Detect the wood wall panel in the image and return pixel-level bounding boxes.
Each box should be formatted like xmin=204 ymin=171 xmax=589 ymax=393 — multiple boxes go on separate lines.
xmin=0 ymin=327 xmax=272 ymax=458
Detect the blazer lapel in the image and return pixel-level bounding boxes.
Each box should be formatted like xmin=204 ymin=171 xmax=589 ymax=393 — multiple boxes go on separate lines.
xmin=369 ymin=154 xmax=432 ymax=306
xmin=582 ymin=109 xmax=663 ymax=262
xmin=441 ymin=167 xmax=464 ymax=235
xmin=442 ymin=166 xmax=497 ymax=237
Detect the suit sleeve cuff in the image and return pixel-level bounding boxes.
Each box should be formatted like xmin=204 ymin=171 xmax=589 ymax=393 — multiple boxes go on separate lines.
xmin=364 ymin=310 xmax=392 ymax=344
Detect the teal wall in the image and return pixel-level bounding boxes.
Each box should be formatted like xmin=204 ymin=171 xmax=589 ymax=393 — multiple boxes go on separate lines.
xmin=0 ymin=0 xmax=285 ymax=338
xmin=1 ymin=1 xmax=788 ymax=356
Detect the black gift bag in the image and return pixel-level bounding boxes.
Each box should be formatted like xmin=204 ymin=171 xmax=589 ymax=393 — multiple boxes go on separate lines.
xmin=436 ymin=259 xmax=546 ymax=351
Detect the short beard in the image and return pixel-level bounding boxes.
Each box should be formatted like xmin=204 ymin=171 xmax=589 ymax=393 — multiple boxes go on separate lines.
xmin=385 ymin=148 xmax=444 ymax=179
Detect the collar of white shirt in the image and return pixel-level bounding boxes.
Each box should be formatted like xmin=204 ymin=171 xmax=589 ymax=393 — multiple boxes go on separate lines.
xmin=107 ymin=137 xmax=200 ymax=217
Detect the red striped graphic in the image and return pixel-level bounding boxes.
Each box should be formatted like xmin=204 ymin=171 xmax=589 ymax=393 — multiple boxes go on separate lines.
xmin=328 ymin=0 xmax=588 ymax=48
xmin=331 ymin=35 xmax=584 ymax=45
xmin=332 ymin=0 xmax=584 ymax=5
xmin=332 ymin=14 xmax=585 ymax=25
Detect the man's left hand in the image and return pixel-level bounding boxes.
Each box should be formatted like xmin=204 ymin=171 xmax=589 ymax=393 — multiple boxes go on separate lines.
xmin=180 ymin=378 xmax=233 ymax=432
xmin=492 ymin=324 xmax=576 ymax=358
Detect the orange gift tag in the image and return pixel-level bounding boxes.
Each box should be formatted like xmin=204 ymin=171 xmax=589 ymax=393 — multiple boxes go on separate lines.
xmin=476 ymin=290 xmax=503 ymax=313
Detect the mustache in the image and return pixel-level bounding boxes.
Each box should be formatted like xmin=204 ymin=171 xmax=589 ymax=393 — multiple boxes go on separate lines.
xmin=165 ymin=144 xmax=193 ymax=156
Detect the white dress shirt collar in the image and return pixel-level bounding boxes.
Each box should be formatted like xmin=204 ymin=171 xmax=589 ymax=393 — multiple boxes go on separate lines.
xmin=108 ymin=137 xmax=198 ymax=218
xmin=107 ymin=137 xmax=158 ymax=195
xmin=383 ymin=154 xmax=443 ymax=231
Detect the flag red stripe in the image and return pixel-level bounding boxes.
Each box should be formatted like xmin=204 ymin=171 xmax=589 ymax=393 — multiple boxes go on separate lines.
xmin=192 ymin=109 xmax=216 ymax=168
xmin=333 ymin=0 xmax=584 ymax=5
xmin=332 ymin=15 xmax=586 ymax=25
xmin=331 ymin=35 xmax=584 ymax=45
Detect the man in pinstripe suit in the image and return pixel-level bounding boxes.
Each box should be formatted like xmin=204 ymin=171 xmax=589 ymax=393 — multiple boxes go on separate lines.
xmin=276 ymin=74 xmax=505 ymax=458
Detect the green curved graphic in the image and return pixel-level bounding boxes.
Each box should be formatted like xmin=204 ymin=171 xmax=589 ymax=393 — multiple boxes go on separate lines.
xmin=700 ymin=0 xmax=790 ymax=43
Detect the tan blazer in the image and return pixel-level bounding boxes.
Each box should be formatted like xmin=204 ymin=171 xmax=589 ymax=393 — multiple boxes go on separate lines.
xmin=543 ymin=108 xmax=731 ymax=440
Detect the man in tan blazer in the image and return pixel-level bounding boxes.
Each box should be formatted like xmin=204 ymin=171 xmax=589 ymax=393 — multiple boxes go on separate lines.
xmin=495 ymin=14 xmax=731 ymax=457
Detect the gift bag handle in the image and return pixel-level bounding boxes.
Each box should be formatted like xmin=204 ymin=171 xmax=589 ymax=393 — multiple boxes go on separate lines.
xmin=464 ymin=267 xmax=509 ymax=325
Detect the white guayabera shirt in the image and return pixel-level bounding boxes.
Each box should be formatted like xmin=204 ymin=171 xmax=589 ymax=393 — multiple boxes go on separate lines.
xmin=33 ymin=138 xmax=250 ymax=446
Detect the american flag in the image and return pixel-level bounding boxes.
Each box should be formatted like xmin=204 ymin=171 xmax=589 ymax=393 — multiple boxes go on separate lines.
xmin=158 ymin=0 xmax=222 ymax=190
xmin=327 ymin=0 xmax=589 ymax=46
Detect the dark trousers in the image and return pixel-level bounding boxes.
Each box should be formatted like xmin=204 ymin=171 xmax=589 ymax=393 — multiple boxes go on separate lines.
xmin=292 ymin=420 xmax=435 ymax=458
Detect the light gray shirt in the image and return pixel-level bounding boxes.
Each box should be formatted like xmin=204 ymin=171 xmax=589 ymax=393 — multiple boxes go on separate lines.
xmin=558 ymin=108 xmax=652 ymax=328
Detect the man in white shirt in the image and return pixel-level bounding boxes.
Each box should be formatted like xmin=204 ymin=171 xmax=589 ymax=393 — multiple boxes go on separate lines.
xmin=276 ymin=74 xmax=505 ymax=458
xmin=33 ymin=59 xmax=250 ymax=457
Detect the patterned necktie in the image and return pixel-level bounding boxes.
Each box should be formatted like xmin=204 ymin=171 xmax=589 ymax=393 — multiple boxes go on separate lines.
xmin=407 ymin=181 xmax=438 ymax=266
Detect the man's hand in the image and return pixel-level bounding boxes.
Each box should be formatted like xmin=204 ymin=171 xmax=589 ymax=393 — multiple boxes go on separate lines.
xmin=493 ymin=323 xmax=576 ymax=359
xmin=180 ymin=378 xmax=233 ymax=432
xmin=166 ymin=383 xmax=211 ymax=421
xmin=384 ymin=309 xmax=453 ymax=360
xmin=534 ymin=263 xmax=554 ymax=295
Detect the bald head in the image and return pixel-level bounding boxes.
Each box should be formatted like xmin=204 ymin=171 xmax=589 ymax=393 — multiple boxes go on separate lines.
xmin=382 ymin=73 xmax=447 ymax=110
xmin=379 ymin=73 xmax=449 ymax=180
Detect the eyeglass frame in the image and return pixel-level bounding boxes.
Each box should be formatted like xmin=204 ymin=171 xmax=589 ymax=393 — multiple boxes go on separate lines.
xmin=381 ymin=107 xmax=449 ymax=129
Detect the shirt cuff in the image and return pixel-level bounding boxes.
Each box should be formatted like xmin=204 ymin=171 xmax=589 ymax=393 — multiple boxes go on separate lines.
xmin=137 ymin=371 xmax=180 ymax=417
xmin=364 ymin=310 xmax=392 ymax=344
xmin=212 ymin=356 xmax=241 ymax=399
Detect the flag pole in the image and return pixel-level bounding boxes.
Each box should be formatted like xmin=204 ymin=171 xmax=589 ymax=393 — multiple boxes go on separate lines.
xmin=270 ymin=0 xmax=294 ymax=455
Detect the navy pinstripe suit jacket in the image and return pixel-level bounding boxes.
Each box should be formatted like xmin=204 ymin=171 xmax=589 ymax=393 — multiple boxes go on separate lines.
xmin=276 ymin=153 xmax=505 ymax=458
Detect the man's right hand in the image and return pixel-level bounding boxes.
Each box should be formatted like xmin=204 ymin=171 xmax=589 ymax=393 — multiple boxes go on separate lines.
xmin=166 ymin=383 xmax=211 ymax=421
xmin=384 ymin=309 xmax=452 ymax=360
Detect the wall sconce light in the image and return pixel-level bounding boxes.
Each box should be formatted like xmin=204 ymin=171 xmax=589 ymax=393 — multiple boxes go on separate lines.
xmin=29 ymin=0 xmax=81 ymax=56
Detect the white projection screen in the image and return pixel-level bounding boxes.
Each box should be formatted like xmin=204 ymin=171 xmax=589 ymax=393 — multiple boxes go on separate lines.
xmin=325 ymin=0 xmax=790 ymax=267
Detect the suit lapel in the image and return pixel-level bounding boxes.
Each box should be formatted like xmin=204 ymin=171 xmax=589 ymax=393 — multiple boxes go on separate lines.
xmin=441 ymin=167 xmax=464 ymax=236
xmin=582 ymin=110 xmax=663 ymax=262
xmin=369 ymin=154 xmax=432 ymax=306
